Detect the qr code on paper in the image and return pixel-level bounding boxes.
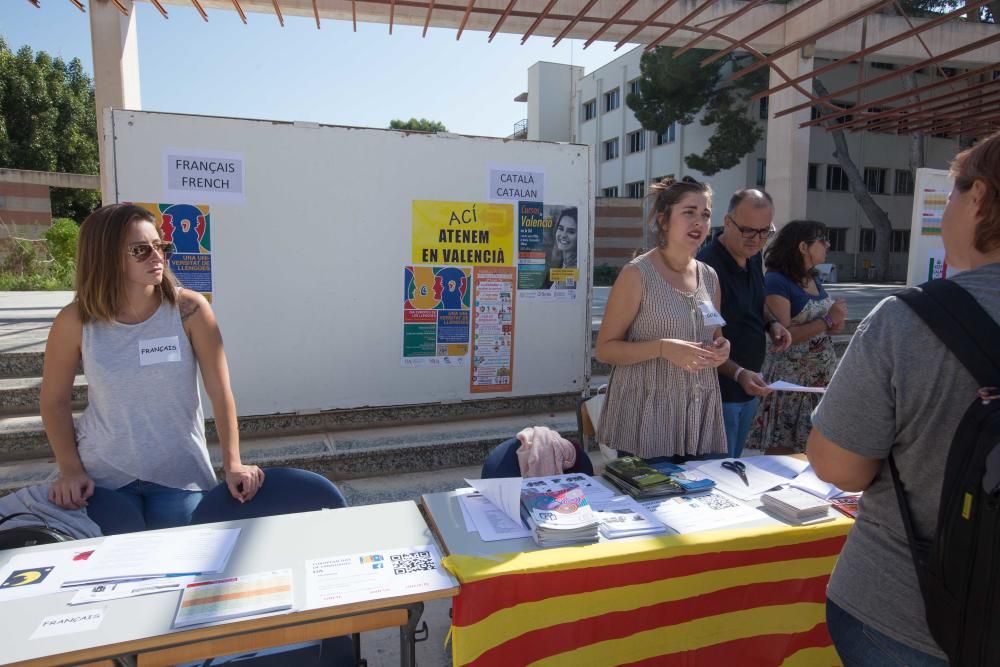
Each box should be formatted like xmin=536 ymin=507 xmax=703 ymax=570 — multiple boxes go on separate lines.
xmin=390 ymin=550 xmax=437 ymax=575
xmin=701 ymin=493 xmax=738 ymax=511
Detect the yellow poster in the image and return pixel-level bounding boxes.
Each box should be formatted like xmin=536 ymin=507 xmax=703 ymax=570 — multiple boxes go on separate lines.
xmin=412 ymin=201 xmax=514 ymax=266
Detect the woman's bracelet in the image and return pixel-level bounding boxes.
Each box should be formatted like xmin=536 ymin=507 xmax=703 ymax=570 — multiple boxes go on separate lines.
xmin=734 ymin=367 xmax=745 ymax=383
xmin=822 ymin=314 xmax=835 ymax=330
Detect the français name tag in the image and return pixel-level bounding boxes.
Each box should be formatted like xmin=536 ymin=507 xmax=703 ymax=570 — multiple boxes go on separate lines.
xmin=698 ymin=301 xmax=726 ymax=327
xmin=139 ymin=336 xmax=181 ymax=366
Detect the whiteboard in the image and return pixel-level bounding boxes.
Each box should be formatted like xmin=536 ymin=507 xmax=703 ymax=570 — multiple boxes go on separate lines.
xmin=906 ymin=168 xmax=955 ymax=287
xmin=106 ymin=110 xmax=594 ymax=416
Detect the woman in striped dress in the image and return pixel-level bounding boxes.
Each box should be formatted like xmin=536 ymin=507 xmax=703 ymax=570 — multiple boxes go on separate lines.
xmin=595 ymin=177 xmax=729 ymax=460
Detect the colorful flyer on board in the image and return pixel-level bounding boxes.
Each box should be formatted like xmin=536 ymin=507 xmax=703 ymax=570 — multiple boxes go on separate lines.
xmin=919 ymin=188 xmax=949 ymax=235
xmin=402 ymin=265 xmax=472 ymax=367
xmin=517 ymin=204 xmax=578 ymax=302
xmin=925 ymin=248 xmax=948 ymax=281
xmin=133 ymin=202 xmax=213 ymax=301
xmin=471 ymin=267 xmax=516 ymax=393
xmin=412 ymin=201 xmax=513 ymax=266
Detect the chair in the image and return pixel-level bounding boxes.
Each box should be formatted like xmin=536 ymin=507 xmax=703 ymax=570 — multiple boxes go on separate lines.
xmin=191 ymin=468 xmax=357 ymax=667
xmin=481 ymin=436 xmax=594 ymax=479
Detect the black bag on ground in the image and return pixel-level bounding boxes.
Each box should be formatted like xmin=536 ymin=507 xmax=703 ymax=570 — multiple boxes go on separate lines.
xmin=893 ymin=279 xmax=1000 ymax=666
xmin=0 ymin=511 xmax=74 ymax=551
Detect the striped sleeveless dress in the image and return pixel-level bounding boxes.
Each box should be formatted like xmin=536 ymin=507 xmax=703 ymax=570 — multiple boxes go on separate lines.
xmin=597 ymin=251 xmax=727 ymax=459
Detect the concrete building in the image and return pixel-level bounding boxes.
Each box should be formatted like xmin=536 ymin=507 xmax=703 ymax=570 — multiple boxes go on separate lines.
xmin=518 ymin=50 xmax=968 ymax=281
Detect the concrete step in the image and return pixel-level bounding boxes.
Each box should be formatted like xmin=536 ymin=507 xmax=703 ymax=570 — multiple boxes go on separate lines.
xmin=0 ymin=410 xmax=581 ymax=494
xmin=0 ymin=393 xmax=582 ymax=460
xmin=0 ymin=375 xmax=87 ymax=414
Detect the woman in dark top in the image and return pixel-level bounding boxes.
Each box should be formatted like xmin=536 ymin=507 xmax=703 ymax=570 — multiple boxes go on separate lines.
xmin=746 ymin=220 xmax=847 ymax=452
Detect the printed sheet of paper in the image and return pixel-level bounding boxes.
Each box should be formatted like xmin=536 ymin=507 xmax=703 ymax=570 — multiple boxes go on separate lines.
xmin=741 ymin=455 xmax=811 ymax=480
xmin=789 ymin=466 xmax=846 ymax=500
xmin=174 ymin=570 xmax=293 ymax=628
xmin=458 ymin=493 xmax=531 ymax=541
xmin=0 ymin=545 xmax=99 ymax=601
xmin=465 ymin=477 xmax=522 ymax=523
xmin=520 ymin=473 xmax=616 ymax=502
xmin=591 ymin=495 xmax=667 ymax=538
xmin=767 ymin=380 xmax=826 ymax=394
xmin=64 ymin=528 xmax=240 ymax=587
xmin=30 ymin=608 xmax=105 ymax=640
xmin=641 ymin=491 xmax=772 ymax=534
xmin=687 ymin=460 xmax=790 ymax=502
xmin=304 ymin=544 xmax=456 ymax=611
xmin=69 ymin=576 xmax=196 ymax=606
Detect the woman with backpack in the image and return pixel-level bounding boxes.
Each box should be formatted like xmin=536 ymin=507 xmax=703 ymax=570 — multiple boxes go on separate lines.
xmin=807 ymin=134 xmax=1000 ymax=665
xmin=40 ymin=204 xmax=264 ymax=531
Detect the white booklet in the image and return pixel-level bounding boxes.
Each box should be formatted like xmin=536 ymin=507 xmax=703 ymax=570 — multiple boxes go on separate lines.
xmin=174 ymin=569 xmax=292 ymax=628
xmin=63 ymin=528 xmax=241 ymax=588
xmin=767 ymin=380 xmax=826 ymax=394
xmin=690 ymin=460 xmax=790 ymax=502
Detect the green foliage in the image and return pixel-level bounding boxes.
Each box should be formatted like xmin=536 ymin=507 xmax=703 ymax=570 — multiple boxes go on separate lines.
xmin=593 ymin=264 xmax=620 ymax=287
xmin=0 ymin=38 xmax=99 ymax=222
xmin=388 ymin=118 xmax=448 ymax=133
xmin=0 ymin=218 xmax=77 ymax=290
xmin=626 ymin=47 xmax=767 ymax=176
xmin=899 ymin=0 xmax=996 ymax=21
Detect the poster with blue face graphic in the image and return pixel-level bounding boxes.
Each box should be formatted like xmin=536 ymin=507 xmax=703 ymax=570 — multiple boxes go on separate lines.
xmin=402 ymin=266 xmax=472 ymax=367
xmin=134 ymin=203 xmax=213 ymax=300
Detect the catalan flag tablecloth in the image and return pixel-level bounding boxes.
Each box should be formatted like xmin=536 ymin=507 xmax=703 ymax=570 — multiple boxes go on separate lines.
xmin=443 ymin=518 xmax=851 ymax=666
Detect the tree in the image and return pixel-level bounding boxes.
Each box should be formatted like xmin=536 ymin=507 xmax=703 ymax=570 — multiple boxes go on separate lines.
xmin=0 ymin=38 xmax=100 ymax=222
xmin=388 ymin=118 xmax=448 ymax=133
xmin=626 ymin=47 xmax=767 ymax=175
xmin=899 ymin=0 xmax=997 ymax=22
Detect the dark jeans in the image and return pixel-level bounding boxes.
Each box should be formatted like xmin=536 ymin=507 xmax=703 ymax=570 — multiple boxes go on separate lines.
xmin=87 ymin=481 xmax=204 ymax=534
xmin=826 ymin=598 xmax=947 ymax=667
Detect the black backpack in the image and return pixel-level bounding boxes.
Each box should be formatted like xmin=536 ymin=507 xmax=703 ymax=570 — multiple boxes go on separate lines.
xmin=0 ymin=512 xmax=74 ymax=551
xmin=892 ymin=279 xmax=1000 ymax=666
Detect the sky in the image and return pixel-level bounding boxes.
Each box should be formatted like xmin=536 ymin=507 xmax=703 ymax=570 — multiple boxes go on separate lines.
xmin=0 ymin=1 xmax=627 ymax=138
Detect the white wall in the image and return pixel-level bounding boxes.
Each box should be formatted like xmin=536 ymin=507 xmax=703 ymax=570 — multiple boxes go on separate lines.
xmin=108 ymin=110 xmax=594 ymax=417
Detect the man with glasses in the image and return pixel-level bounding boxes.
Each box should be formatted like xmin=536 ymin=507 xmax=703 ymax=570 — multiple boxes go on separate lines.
xmin=698 ymin=189 xmax=791 ymax=457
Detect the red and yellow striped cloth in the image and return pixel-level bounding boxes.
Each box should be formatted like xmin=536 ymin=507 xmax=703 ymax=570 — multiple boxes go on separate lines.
xmin=443 ymin=519 xmax=851 ymax=666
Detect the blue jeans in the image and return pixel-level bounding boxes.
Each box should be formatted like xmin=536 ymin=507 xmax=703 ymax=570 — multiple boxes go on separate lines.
xmin=826 ymin=598 xmax=947 ymax=667
xmin=87 ymin=480 xmax=206 ymax=534
xmin=722 ymin=398 xmax=758 ymax=458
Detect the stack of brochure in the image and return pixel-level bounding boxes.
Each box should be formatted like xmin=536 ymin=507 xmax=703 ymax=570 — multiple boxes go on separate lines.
xmin=603 ymin=457 xmax=685 ymax=500
xmin=591 ymin=496 xmax=667 ymax=539
xmin=760 ymin=488 xmax=833 ymax=524
xmin=519 ymin=486 xmax=599 ymax=547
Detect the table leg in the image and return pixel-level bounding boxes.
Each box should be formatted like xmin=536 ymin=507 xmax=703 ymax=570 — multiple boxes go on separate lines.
xmin=399 ymin=601 xmax=424 ymax=667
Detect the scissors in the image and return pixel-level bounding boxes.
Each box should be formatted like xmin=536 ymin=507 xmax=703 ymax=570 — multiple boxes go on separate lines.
xmin=721 ymin=460 xmax=749 ymax=486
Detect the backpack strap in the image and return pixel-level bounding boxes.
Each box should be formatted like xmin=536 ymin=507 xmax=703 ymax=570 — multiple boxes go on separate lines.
xmin=895 ymin=279 xmax=1000 ymax=385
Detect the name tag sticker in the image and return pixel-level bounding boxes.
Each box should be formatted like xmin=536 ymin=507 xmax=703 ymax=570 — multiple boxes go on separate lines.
xmin=139 ymin=336 xmax=181 ymax=366
xmin=698 ymin=301 xmax=726 ymax=327
xmin=31 ymin=608 xmax=105 ymax=640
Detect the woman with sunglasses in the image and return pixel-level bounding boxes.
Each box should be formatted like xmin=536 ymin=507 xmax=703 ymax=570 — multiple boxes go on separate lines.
xmin=745 ymin=219 xmax=847 ymax=453
xmin=40 ymin=203 xmax=263 ymax=530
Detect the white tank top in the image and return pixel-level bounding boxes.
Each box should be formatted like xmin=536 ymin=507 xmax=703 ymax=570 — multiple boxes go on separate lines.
xmin=76 ymin=298 xmax=217 ymax=491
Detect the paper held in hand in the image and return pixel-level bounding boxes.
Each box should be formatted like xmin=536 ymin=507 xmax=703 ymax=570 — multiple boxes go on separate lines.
xmin=767 ymin=380 xmax=826 ymax=394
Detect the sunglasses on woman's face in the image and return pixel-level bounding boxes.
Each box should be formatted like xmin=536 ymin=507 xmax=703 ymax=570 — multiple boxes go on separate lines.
xmin=126 ymin=241 xmax=175 ymax=262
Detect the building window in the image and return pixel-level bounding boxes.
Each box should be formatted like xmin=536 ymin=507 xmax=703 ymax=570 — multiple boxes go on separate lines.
xmin=582 ymin=99 xmax=596 ymax=122
xmin=827 ymin=227 xmax=847 ymax=252
xmin=871 ymin=61 xmax=896 ymax=70
xmin=864 ymin=167 xmax=887 ymax=195
xmin=756 ymin=158 xmax=767 ymax=188
xmin=628 ymin=78 xmax=641 ymax=97
xmin=604 ymin=87 xmax=620 ymax=113
xmin=808 ymin=163 xmax=820 ymax=190
xmin=826 ymin=165 xmax=850 ymax=192
xmin=601 ymin=186 xmax=619 ymax=198
xmin=759 ymin=96 xmax=769 ymax=120
xmin=891 ymin=230 xmax=911 ymax=253
xmin=832 ymin=101 xmax=854 ymax=124
xmin=603 ymin=137 xmax=619 ymax=161
xmin=626 ymin=181 xmax=645 ymax=198
xmin=627 ymin=130 xmax=645 ymax=153
xmin=656 ymin=123 xmax=676 ymax=145
xmin=811 ymin=106 xmax=823 ymax=121
xmin=894 ymin=169 xmax=914 ymax=195
xmin=859 ymin=228 xmax=876 ymax=253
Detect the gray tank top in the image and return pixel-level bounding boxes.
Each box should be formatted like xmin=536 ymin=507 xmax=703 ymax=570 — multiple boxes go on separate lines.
xmin=76 ymin=298 xmax=217 ymax=491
